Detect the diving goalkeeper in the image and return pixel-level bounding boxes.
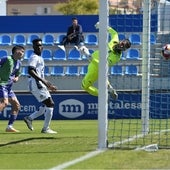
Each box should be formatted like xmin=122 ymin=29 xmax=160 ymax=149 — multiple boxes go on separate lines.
xmin=80 ymin=22 xmax=131 ymax=100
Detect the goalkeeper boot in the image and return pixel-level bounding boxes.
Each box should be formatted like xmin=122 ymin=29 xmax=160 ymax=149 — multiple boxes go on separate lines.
xmin=24 ymin=116 xmax=34 ymax=131
xmin=79 ymin=46 xmax=91 ymax=60
xmin=108 ymin=87 xmax=118 ymax=100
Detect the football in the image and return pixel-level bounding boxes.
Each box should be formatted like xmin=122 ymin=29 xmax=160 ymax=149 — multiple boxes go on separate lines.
xmin=162 ymin=44 xmax=170 ymax=60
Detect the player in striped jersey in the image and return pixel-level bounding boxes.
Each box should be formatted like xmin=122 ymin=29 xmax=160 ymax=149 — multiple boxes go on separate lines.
xmin=0 ymin=45 xmax=25 ymax=132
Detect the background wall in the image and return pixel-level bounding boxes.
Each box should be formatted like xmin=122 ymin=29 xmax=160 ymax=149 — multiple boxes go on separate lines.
xmin=0 ymin=14 xmax=158 ymax=33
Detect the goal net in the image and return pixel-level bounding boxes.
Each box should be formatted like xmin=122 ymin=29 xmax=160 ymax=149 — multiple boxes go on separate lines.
xmin=106 ymin=0 xmax=170 ymax=150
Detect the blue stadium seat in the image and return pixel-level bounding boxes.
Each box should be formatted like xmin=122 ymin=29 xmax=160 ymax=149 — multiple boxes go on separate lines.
xmin=13 ymin=34 xmax=26 ymax=45
xmin=0 ymin=34 xmax=12 ymax=46
xmin=51 ymin=66 xmax=65 ymax=76
xmin=21 ymin=67 xmax=28 ymax=76
xmin=80 ymin=65 xmax=88 ymax=76
xmin=65 ymin=66 xmax=79 ymax=76
xmin=129 ymin=33 xmax=141 ymax=45
xmin=89 ymin=49 xmax=94 ymax=54
xmin=27 ymin=34 xmax=40 ymax=45
xmin=126 ymin=49 xmax=140 ymax=60
xmin=150 ymin=34 xmax=156 ymax=45
xmin=68 ymin=48 xmax=81 ymax=60
xmin=118 ymin=33 xmax=126 ymax=40
xmin=42 ymin=49 xmax=52 ymax=61
xmin=42 ymin=34 xmax=54 ymax=46
xmin=110 ymin=65 xmax=123 ymax=75
xmin=120 ymin=51 xmax=126 ymax=60
xmin=0 ymin=49 xmax=8 ymax=58
xmin=125 ymin=65 xmax=138 ymax=75
xmin=55 ymin=34 xmax=65 ymax=44
xmin=85 ymin=34 xmax=98 ymax=45
xmin=24 ymin=49 xmax=33 ymax=60
xmin=44 ymin=66 xmax=50 ymax=76
xmin=53 ymin=49 xmax=66 ymax=60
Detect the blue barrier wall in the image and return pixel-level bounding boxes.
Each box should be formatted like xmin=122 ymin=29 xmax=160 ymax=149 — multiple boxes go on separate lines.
xmin=0 ymin=14 xmax=157 ymax=33
xmin=0 ymin=92 xmax=141 ymax=120
xmin=1 ymin=91 xmax=169 ymax=120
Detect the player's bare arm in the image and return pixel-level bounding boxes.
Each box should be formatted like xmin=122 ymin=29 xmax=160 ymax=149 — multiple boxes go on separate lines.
xmin=28 ymin=66 xmax=57 ymax=91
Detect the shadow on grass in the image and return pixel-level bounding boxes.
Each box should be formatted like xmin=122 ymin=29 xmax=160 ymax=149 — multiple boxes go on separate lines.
xmin=0 ymin=137 xmax=55 ymax=147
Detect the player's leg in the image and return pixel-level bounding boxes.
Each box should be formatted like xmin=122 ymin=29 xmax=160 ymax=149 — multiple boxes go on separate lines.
xmin=41 ymin=97 xmax=57 ymax=134
xmin=25 ymin=84 xmax=56 ymax=133
xmin=0 ymin=98 xmax=8 ymax=112
xmin=7 ymin=93 xmax=20 ymax=132
xmin=24 ymin=80 xmax=47 ymax=131
xmin=0 ymin=87 xmax=9 ymax=112
xmin=81 ymin=62 xmax=99 ymax=96
xmin=24 ymin=105 xmax=45 ymax=131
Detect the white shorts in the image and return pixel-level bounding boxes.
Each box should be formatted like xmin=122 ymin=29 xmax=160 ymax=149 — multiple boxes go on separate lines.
xmin=28 ymin=78 xmax=51 ymax=102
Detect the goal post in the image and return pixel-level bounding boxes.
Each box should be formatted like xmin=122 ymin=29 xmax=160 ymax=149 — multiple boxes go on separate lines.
xmin=141 ymin=0 xmax=151 ymax=135
xmin=98 ymin=0 xmax=109 ymax=149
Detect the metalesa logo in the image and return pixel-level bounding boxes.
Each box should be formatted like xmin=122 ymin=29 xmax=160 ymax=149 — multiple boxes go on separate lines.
xmin=59 ymin=99 xmax=84 ymax=119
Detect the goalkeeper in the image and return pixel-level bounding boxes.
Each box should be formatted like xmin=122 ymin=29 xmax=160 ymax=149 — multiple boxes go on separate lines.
xmin=80 ymin=22 xmax=131 ymax=100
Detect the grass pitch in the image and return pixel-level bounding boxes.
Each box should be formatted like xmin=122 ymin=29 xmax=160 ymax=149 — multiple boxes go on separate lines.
xmin=0 ymin=120 xmax=170 ymax=169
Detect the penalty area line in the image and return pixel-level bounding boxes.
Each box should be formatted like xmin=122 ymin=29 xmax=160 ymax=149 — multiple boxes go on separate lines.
xmin=49 ymin=149 xmax=106 ymax=170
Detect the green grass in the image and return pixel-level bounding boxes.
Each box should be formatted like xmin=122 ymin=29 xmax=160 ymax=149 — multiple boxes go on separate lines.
xmin=0 ymin=120 xmax=170 ymax=169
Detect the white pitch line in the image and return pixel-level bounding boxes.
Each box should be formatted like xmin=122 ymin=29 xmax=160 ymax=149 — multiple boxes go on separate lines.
xmin=108 ymin=133 xmax=145 ymax=148
xmin=50 ymin=128 xmax=170 ymax=170
xmin=108 ymin=128 xmax=170 ymax=148
xmin=49 ymin=133 xmax=146 ymax=170
xmin=49 ymin=149 xmax=106 ymax=170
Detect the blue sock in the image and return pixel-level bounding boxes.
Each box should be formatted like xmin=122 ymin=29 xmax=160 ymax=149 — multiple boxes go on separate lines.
xmin=8 ymin=114 xmax=17 ymax=126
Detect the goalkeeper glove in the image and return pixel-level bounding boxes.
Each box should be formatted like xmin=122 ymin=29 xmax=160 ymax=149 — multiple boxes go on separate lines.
xmin=94 ymin=22 xmax=99 ymax=29
xmin=94 ymin=21 xmax=111 ymax=30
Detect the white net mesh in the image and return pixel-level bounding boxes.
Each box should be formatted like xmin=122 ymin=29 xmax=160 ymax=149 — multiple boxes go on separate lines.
xmin=107 ymin=0 xmax=170 ymax=149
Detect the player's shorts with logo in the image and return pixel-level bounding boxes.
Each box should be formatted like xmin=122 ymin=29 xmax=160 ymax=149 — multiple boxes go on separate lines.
xmin=28 ymin=78 xmax=51 ymax=102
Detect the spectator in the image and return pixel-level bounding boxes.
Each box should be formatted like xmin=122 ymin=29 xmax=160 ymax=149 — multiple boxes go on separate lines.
xmin=58 ymin=17 xmax=84 ymax=50
xmin=0 ymin=45 xmax=25 ymax=132
xmin=24 ymin=38 xmax=58 ymax=134
xmin=79 ymin=22 xmax=131 ymax=100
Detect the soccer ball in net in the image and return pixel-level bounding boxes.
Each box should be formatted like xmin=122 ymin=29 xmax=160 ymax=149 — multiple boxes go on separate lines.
xmin=162 ymin=44 xmax=170 ymax=60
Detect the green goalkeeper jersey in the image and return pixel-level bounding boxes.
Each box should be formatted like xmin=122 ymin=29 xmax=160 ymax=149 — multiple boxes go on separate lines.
xmin=91 ymin=26 xmax=121 ymax=67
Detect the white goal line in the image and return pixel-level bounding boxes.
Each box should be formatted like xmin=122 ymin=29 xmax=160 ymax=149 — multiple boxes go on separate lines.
xmin=108 ymin=128 xmax=170 ymax=148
